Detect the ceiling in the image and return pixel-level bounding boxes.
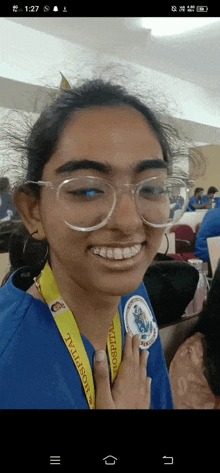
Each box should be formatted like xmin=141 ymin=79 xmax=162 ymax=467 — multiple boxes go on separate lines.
xmin=6 ymin=16 xmax=220 ymax=94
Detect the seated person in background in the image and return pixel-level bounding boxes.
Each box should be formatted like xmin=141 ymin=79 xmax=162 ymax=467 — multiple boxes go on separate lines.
xmin=187 ymin=187 xmax=210 ymax=211
xmin=169 ymin=259 xmax=220 ymax=409
xmin=209 ymin=187 xmax=220 ymax=208
xmin=194 ymin=206 xmax=220 ymax=263
xmin=204 ymin=186 xmax=220 ymax=208
xmin=0 ymin=177 xmax=20 ymax=221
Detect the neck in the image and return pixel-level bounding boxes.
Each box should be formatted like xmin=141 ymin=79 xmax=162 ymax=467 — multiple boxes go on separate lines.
xmin=49 ymin=259 xmax=121 ymax=351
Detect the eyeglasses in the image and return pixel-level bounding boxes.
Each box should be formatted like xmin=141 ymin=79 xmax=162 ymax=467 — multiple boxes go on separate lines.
xmin=26 ymin=176 xmax=189 ymax=231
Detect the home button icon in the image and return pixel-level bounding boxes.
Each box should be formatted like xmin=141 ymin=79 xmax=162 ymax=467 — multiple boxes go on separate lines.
xmin=103 ymin=455 xmax=118 ymax=466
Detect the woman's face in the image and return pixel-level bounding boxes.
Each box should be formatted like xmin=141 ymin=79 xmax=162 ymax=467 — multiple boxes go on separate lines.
xmin=38 ymin=106 xmax=167 ymax=296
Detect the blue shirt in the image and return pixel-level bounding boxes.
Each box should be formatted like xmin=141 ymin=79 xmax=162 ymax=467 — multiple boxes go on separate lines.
xmin=187 ymin=196 xmax=209 ymax=212
xmin=195 ymin=207 xmax=220 ymax=262
xmin=0 ymin=266 xmax=173 ymax=409
xmin=0 ymin=193 xmax=20 ymax=220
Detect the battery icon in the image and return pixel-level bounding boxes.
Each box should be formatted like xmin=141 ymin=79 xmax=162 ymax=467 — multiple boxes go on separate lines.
xmin=196 ymin=6 xmax=208 ymax=12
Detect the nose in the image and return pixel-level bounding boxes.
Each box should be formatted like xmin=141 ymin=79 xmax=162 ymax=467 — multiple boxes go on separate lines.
xmin=107 ymin=191 xmax=143 ymax=233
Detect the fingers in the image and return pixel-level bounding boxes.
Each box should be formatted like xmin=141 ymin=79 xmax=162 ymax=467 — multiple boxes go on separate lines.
xmin=140 ymin=348 xmax=149 ymax=378
xmin=94 ymin=334 xmax=152 ymax=409
xmin=123 ymin=332 xmax=141 ymax=362
xmin=132 ymin=333 xmax=142 ymax=364
xmin=124 ymin=332 xmax=147 ymax=364
xmin=114 ymin=332 xmax=151 ymax=408
xmin=93 ymin=350 xmax=115 ymax=409
xmin=138 ymin=345 xmax=151 ymax=407
xmin=125 ymin=332 xmax=151 ymax=385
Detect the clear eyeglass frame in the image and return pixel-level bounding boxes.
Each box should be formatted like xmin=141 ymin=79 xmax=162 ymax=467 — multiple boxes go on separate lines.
xmin=25 ymin=175 xmax=189 ymax=232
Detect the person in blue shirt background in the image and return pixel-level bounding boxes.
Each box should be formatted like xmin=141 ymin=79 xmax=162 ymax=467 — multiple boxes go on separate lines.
xmin=0 ymin=77 xmax=191 ymax=409
xmin=187 ymin=187 xmax=210 ymax=211
xmin=195 ymin=206 xmax=220 ymax=263
xmin=205 ymin=186 xmax=220 ymax=208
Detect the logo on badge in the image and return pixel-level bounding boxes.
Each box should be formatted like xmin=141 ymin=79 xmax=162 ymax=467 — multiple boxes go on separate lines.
xmin=124 ymin=296 xmax=158 ymax=349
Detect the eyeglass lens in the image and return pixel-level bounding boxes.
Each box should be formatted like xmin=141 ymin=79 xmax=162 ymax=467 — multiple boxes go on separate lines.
xmin=57 ymin=176 xmax=188 ymax=230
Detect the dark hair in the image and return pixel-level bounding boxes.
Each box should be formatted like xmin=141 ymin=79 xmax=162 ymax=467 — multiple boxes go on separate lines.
xmin=0 ymin=77 xmax=198 ymax=283
xmin=207 ymin=186 xmax=218 ymax=194
xmin=0 ymin=222 xmax=48 ymax=286
xmin=194 ymin=187 xmax=204 ymax=195
xmin=22 ymin=78 xmax=178 ymax=195
xmin=0 ymin=177 xmax=10 ymax=193
xmin=187 ymin=259 xmax=220 ymax=397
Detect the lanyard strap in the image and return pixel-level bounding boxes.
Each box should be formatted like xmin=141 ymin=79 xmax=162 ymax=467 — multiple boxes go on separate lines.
xmin=36 ymin=262 xmax=122 ymax=409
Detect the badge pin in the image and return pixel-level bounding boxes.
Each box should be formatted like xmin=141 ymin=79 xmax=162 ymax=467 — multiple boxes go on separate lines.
xmin=124 ymin=296 xmax=158 ymax=349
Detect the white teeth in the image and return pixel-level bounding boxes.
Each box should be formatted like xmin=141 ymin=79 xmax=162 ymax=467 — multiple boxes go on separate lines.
xmin=100 ymin=248 xmax=107 ymax=258
xmin=114 ymin=248 xmax=123 ymax=260
xmin=123 ymin=247 xmax=133 ymax=259
xmin=92 ymin=248 xmax=100 ymax=255
xmin=134 ymin=244 xmax=141 ymax=251
xmin=91 ymin=244 xmax=142 ymax=260
xmin=107 ymin=248 xmax=114 ymax=259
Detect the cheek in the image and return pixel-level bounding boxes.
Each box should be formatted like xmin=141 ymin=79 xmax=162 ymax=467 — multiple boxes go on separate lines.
xmin=40 ymin=198 xmax=84 ymax=257
xmin=40 ymin=194 xmax=96 ymax=270
xmin=145 ymin=227 xmax=166 ymax=250
xmin=47 ymin=222 xmax=85 ymax=260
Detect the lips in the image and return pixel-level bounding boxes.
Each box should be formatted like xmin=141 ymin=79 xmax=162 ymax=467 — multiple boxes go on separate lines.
xmin=90 ymin=243 xmax=143 ymax=260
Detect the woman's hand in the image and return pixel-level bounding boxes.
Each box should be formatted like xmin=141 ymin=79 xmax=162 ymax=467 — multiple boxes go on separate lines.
xmin=94 ymin=332 xmax=151 ymax=409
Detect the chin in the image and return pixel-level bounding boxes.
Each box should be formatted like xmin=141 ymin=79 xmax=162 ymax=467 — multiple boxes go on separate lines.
xmin=99 ymin=273 xmax=146 ymax=297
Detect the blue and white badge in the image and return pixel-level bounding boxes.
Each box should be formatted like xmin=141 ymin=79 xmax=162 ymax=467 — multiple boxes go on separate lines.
xmin=124 ymin=295 xmax=158 ymax=349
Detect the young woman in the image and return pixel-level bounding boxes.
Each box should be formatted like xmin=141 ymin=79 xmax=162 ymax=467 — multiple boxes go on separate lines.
xmin=0 ymin=79 xmax=189 ymax=409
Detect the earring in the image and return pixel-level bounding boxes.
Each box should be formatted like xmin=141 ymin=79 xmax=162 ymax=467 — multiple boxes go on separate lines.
xmin=22 ymin=230 xmax=49 ymax=264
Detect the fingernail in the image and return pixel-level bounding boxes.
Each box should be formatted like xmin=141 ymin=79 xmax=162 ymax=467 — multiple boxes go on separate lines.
xmin=95 ymin=350 xmax=106 ymax=362
xmin=134 ymin=333 xmax=141 ymax=341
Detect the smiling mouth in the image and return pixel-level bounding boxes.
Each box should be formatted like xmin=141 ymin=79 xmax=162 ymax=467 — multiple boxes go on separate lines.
xmin=90 ymin=243 xmax=143 ymax=260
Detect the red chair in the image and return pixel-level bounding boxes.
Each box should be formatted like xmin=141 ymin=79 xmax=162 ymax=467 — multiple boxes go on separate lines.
xmin=169 ymin=224 xmax=199 ymax=261
xmin=168 ymin=254 xmax=185 ymax=261
xmin=170 ymin=224 xmax=195 ymax=250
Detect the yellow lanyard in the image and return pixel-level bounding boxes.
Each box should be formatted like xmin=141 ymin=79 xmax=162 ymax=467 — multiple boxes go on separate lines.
xmin=36 ymin=262 xmax=122 ymax=409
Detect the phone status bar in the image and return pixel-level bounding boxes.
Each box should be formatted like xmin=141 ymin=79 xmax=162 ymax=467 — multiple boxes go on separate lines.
xmin=8 ymin=4 xmax=218 ymax=16
xmin=11 ymin=5 xmax=67 ymax=12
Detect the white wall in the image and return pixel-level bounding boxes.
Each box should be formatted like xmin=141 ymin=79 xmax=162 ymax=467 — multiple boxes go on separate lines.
xmin=1 ymin=17 xmax=220 ymax=185
xmin=1 ymin=17 xmax=220 ymax=126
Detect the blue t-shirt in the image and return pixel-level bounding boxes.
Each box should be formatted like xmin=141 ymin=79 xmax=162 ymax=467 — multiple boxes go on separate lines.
xmin=0 ymin=266 xmax=173 ymax=409
xmin=215 ymin=197 xmax=220 ymax=208
xmin=195 ymin=207 xmax=220 ymax=262
xmin=0 ymin=193 xmax=20 ymax=220
xmin=187 ymin=195 xmax=209 ymax=212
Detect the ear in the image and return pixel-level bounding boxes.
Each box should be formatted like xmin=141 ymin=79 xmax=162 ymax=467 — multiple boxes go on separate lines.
xmin=13 ymin=190 xmax=47 ymax=241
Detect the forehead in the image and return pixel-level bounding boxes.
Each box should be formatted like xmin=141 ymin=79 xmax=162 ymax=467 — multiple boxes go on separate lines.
xmin=44 ymin=106 xmax=164 ymax=177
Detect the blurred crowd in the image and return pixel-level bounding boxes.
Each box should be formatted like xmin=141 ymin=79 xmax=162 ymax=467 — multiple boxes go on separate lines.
xmin=187 ymin=186 xmax=220 ymax=211
xmin=0 ymin=177 xmax=20 ymax=222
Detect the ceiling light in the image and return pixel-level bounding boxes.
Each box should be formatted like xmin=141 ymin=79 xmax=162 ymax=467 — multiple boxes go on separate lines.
xmin=141 ymin=17 xmax=220 ymax=37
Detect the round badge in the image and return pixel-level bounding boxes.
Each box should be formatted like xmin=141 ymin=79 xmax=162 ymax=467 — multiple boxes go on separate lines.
xmin=124 ymin=296 xmax=158 ymax=349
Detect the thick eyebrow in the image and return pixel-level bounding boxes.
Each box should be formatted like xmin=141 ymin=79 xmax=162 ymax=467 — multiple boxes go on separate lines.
xmin=55 ymin=159 xmax=112 ymax=176
xmin=134 ymin=159 xmax=168 ymax=174
xmin=54 ymin=158 xmax=168 ymax=176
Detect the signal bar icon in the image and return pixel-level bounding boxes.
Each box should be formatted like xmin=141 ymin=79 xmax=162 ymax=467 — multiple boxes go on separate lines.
xmin=50 ymin=456 xmax=61 ymax=465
